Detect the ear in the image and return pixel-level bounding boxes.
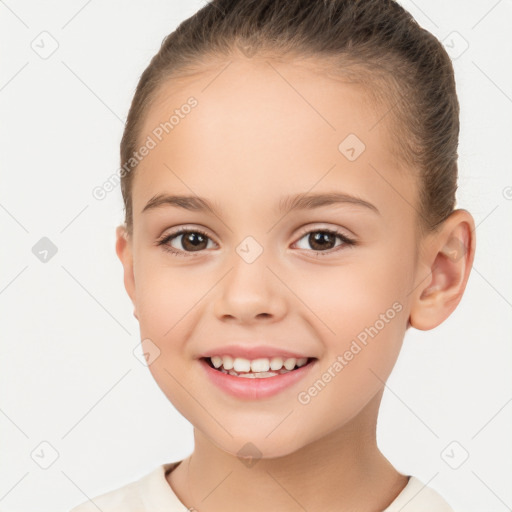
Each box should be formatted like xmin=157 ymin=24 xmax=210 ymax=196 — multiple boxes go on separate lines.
xmin=409 ymin=209 xmax=476 ymax=331
xmin=115 ymin=224 xmax=138 ymax=320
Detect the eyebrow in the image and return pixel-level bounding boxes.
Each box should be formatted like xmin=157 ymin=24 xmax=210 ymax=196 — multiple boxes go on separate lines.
xmin=141 ymin=192 xmax=380 ymax=216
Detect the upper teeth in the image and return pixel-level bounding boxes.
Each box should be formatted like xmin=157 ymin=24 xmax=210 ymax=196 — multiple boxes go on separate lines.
xmin=209 ymin=355 xmax=309 ymax=372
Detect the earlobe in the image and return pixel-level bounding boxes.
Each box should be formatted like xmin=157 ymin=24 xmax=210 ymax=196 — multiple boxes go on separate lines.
xmin=409 ymin=209 xmax=476 ymax=331
xmin=115 ymin=224 xmax=138 ymax=315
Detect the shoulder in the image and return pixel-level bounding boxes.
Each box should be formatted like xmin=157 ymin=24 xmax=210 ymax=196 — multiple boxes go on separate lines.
xmin=68 ymin=463 xmax=180 ymax=512
xmin=383 ymin=476 xmax=456 ymax=512
xmin=68 ymin=476 xmax=143 ymax=512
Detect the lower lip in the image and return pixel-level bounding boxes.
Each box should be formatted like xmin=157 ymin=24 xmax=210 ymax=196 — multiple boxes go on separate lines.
xmin=199 ymin=358 xmax=317 ymax=400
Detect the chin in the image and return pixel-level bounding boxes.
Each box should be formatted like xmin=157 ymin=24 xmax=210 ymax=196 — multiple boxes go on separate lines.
xmin=207 ymin=428 xmax=310 ymax=461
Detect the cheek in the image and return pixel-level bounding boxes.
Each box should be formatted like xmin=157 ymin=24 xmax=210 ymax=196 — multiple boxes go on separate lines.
xmin=295 ymin=287 xmax=407 ymax=433
xmin=135 ymin=268 xmax=203 ymax=417
xmin=291 ymin=249 xmax=410 ymax=394
xmin=290 ymin=251 xmax=409 ymax=340
xmin=135 ymin=263 xmax=200 ymax=335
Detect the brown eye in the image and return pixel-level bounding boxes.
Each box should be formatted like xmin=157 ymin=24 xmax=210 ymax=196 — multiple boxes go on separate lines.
xmin=179 ymin=231 xmax=209 ymax=251
xmin=294 ymin=228 xmax=356 ymax=254
xmin=157 ymin=228 xmax=216 ymax=256
xmin=306 ymin=231 xmax=337 ymax=251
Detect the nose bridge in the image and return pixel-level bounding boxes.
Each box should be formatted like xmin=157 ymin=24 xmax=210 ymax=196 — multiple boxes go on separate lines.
xmin=213 ymin=235 xmax=287 ymax=322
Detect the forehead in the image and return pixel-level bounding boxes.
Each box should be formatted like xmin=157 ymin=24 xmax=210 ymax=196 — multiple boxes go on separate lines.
xmin=133 ymin=57 xmax=416 ymax=221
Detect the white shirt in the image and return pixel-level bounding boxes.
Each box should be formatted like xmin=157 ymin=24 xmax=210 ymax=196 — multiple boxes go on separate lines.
xmin=68 ymin=461 xmax=455 ymax=512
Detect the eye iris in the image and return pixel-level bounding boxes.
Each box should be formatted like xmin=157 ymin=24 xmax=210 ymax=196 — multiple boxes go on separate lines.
xmin=182 ymin=232 xmax=207 ymax=251
xmin=309 ymin=231 xmax=335 ymax=251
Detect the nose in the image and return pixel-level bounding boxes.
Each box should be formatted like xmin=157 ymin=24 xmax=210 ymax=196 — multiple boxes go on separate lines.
xmin=213 ymin=253 xmax=288 ymax=325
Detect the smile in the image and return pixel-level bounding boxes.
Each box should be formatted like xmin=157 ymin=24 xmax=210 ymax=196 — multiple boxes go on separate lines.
xmin=199 ymin=356 xmax=318 ymax=399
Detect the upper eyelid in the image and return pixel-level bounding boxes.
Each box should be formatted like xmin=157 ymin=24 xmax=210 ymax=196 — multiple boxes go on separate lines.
xmin=295 ymin=224 xmax=354 ymax=238
xmin=160 ymin=223 xmax=354 ymax=241
xmin=162 ymin=226 xmax=215 ymax=240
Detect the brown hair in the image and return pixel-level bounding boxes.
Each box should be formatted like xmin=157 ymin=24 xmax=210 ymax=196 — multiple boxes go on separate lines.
xmin=120 ymin=0 xmax=459 ymax=238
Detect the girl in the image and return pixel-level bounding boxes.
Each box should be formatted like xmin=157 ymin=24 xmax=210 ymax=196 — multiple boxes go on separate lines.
xmin=71 ymin=0 xmax=475 ymax=510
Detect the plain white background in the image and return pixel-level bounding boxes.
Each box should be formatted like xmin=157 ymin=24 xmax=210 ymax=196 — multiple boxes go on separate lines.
xmin=0 ymin=1 xmax=511 ymax=511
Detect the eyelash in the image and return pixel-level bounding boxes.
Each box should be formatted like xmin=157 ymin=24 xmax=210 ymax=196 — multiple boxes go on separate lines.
xmin=155 ymin=226 xmax=356 ymax=258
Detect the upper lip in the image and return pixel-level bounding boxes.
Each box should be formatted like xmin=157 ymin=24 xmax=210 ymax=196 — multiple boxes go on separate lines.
xmin=198 ymin=344 xmax=315 ymax=360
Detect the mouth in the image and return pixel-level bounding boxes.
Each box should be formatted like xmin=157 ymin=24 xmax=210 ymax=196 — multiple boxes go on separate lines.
xmin=200 ymin=355 xmax=317 ymax=379
xmin=199 ymin=354 xmax=319 ymax=400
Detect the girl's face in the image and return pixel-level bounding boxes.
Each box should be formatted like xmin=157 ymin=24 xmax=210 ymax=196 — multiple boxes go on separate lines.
xmin=118 ymin=57 xmax=423 ymax=457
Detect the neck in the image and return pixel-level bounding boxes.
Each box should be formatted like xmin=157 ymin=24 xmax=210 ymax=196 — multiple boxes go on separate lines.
xmin=166 ymin=390 xmax=408 ymax=512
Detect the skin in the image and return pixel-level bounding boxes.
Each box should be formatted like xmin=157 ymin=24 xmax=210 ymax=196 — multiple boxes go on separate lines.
xmin=115 ymin=56 xmax=476 ymax=512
